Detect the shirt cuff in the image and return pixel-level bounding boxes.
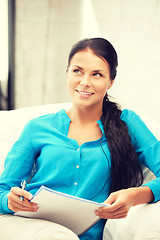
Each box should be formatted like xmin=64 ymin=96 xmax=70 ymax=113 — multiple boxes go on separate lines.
xmin=142 ymin=179 xmax=160 ymax=203
xmin=1 ymin=191 xmax=14 ymax=214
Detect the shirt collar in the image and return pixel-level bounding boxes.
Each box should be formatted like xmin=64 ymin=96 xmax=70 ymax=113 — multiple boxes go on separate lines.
xmin=62 ymin=109 xmax=104 ymax=135
xmin=97 ymin=119 xmax=104 ymax=134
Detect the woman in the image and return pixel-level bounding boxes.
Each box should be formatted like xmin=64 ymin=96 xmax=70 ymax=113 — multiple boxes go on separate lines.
xmin=0 ymin=38 xmax=160 ymax=240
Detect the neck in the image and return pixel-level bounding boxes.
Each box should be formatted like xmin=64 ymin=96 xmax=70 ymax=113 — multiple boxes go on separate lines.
xmin=67 ymin=103 xmax=103 ymax=125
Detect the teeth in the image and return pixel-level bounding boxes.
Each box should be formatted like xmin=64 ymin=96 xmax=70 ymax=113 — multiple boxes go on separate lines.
xmin=78 ymin=91 xmax=92 ymax=95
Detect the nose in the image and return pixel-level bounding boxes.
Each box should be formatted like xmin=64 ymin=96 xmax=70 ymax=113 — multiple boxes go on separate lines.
xmin=80 ymin=75 xmax=91 ymax=87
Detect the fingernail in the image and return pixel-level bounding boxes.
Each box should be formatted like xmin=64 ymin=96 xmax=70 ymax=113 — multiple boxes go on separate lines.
xmin=33 ymin=205 xmax=39 ymax=211
xmin=29 ymin=194 xmax=33 ymax=200
xmin=95 ymin=210 xmax=99 ymax=216
xmin=33 ymin=203 xmax=39 ymax=208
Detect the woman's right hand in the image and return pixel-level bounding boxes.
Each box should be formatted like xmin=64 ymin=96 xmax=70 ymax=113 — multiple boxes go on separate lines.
xmin=8 ymin=187 xmax=39 ymax=212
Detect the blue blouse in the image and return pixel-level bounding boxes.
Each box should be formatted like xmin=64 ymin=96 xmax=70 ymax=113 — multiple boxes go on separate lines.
xmin=0 ymin=109 xmax=160 ymax=240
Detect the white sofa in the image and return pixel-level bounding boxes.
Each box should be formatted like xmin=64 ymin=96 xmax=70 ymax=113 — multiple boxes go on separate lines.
xmin=0 ymin=103 xmax=160 ymax=240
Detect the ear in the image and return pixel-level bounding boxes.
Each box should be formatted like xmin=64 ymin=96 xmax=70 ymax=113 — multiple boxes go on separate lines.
xmin=107 ymin=78 xmax=115 ymax=90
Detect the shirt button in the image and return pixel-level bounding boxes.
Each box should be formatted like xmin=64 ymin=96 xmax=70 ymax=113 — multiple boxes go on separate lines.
xmin=74 ymin=182 xmax=77 ymax=185
xmin=76 ymin=165 xmax=79 ymax=168
xmin=77 ymin=148 xmax=80 ymax=151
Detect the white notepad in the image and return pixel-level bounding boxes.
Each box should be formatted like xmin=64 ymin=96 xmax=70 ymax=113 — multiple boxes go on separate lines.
xmin=15 ymin=186 xmax=108 ymax=235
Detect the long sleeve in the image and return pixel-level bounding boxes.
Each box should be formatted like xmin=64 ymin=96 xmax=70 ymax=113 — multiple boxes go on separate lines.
xmin=0 ymin=120 xmax=36 ymax=214
xmin=121 ymin=109 xmax=160 ymax=202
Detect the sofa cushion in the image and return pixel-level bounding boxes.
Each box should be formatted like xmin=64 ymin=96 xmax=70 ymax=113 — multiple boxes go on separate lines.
xmin=0 ymin=103 xmax=71 ymax=174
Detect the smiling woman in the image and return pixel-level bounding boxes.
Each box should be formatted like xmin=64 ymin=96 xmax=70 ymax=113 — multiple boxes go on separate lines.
xmin=0 ymin=37 xmax=160 ymax=240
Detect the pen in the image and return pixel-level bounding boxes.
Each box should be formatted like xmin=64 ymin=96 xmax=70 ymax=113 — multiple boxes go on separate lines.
xmin=20 ymin=180 xmax=27 ymax=201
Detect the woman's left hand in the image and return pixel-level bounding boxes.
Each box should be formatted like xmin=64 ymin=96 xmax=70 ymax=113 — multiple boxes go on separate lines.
xmin=95 ymin=188 xmax=137 ymax=219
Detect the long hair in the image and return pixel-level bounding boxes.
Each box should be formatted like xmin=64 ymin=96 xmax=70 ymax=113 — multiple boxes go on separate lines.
xmin=102 ymin=94 xmax=143 ymax=192
xmin=68 ymin=38 xmax=143 ymax=193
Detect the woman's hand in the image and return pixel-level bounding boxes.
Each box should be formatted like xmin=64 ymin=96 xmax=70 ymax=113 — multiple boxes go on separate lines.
xmin=8 ymin=187 xmax=39 ymax=212
xmin=95 ymin=186 xmax=154 ymax=219
xmin=95 ymin=188 xmax=135 ymax=219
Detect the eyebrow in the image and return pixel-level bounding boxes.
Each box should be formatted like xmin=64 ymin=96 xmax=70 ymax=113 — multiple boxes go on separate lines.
xmin=92 ymin=70 xmax=104 ymax=73
xmin=72 ymin=65 xmax=104 ymax=73
xmin=72 ymin=65 xmax=83 ymax=70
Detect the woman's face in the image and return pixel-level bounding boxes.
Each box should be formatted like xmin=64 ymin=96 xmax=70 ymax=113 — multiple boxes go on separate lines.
xmin=67 ymin=49 xmax=114 ymax=109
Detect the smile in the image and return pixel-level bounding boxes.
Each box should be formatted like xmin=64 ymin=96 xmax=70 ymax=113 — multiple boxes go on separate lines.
xmin=76 ymin=90 xmax=94 ymax=96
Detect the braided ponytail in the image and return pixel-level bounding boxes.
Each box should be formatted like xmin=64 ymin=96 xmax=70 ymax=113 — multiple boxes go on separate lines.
xmin=101 ymin=94 xmax=143 ymax=193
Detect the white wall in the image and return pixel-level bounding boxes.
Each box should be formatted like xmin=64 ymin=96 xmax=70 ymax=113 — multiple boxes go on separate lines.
xmin=15 ymin=0 xmax=160 ymax=123
xmin=90 ymin=0 xmax=160 ymax=122
xmin=15 ymin=0 xmax=83 ymax=107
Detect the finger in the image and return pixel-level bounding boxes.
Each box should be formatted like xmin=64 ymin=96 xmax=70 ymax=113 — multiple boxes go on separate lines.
xmin=95 ymin=203 xmax=128 ymax=216
xmin=100 ymin=202 xmax=122 ymax=213
xmin=102 ymin=211 xmax=128 ymax=219
xmin=8 ymin=203 xmax=38 ymax=212
xmin=104 ymin=192 xmax=117 ymax=205
xmin=107 ymin=208 xmax=129 ymax=219
xmin=8 ymin=187 xmax=38 ymax=212
xmin=16 ymin=196 xmax=38 ymax=210
xmin=104 ymin=195 xmax=129 ymax=213
xmin=9 ymin=187 xmax=33 ymax=206
xmin=10 ymin=187 xmax=33 ymax=201
xmin=95 ymin=207 xmax=129 ymax=219
xmin=96 ymin=202 xmax=130 ymax=218
xmin=8 ymin=197 xmax=39 ymax=212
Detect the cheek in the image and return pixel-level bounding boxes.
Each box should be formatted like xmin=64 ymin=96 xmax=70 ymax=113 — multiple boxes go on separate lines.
xmin=67 ymin=77 xmax=76 ymax=96
xmin=97 ymin=83 xmax=109 ymax=94
xmin=102 ymin=88 xmax=108 ymax=98
xmin=102 ymin=81 xmax=112 ymax=93
xmin=67 ymin=73 xmax=79 ymax=88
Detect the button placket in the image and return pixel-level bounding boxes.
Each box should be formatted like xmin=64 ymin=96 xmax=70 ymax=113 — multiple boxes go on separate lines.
xmin=73 ymin=147 xmax=81 ymax=191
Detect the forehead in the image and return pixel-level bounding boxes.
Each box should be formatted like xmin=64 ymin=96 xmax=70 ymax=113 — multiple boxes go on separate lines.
xmin=70 ymin=49 xmax=109 ymax=70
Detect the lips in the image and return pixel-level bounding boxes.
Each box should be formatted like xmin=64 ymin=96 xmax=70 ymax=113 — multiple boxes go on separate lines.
xmin=76 ymin=90 xmax=94 ymax=96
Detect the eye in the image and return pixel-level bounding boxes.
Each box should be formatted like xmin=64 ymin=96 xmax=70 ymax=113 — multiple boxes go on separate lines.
xmin=73 ymin=69 xmax=81 ymax=74
xmin=93 ymin=72 xmax=103 ymax=77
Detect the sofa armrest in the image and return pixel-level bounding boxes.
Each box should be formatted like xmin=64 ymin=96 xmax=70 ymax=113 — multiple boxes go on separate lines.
xmin=103 ymin=201 xmax=160 ymax=240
